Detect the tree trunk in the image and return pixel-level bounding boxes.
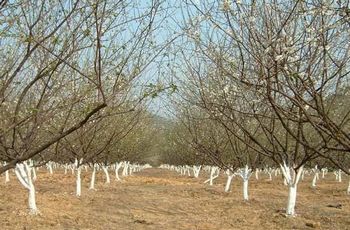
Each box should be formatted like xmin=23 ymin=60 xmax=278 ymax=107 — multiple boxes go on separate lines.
xmin=243 ymin=179 xmax=249 ymax=201
xmin=122 ymin=162 xmax=129 ymax=176
xmin=76 ymin=167 xmax=81 ymax=197
xmin=115 ymin=163 xmax=121 ymax=181
xmin=32 ymin=167 xmax=37 ymax=181
xmin=28 ymin=183 xmax=37 ymax=213
xmin=193 ymin=166 xmax=201 ymax=178
xmin=48 ymin=163 xmax=53 ymax=175
xmin=280 ymin=162 xmax=304 ymax=217
xmin=311 ymin=173 xmax=317 ymax=187
xmin=225 ymin=174 xmax=234 ymax=192
xmin=102 ymin=166 xmax=110 ymax=184
xmin=14 ymin=162 xmax=39 ymax=214
xmin=5 ymin=170 xmax=9 ymax=183
xmin=286 ymin=185 xmax=297 ymax=216
xmin=89 ymin=165 xmax=96 ymax=190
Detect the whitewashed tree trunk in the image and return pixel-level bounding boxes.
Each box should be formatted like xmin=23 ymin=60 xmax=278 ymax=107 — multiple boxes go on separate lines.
xmin=238 ymin=165 xmax=252 ymax=201
xmin=14 ymin=162 xmax=39 ymax=214
xmin=255 ymin=169 xmax=259 ymax=180
xmin=311 ymin=173 xmax=317 ymax=187
xmin=75 ymin=158 xmax=83 ymax=197
xmin=129 ymin=165 xmax=133 ymax=176
xmin=225 ymin=170 xmax=235 ymax=192
xmin=347 ymin=178 xmax=350 ymax=195
xmin=122 ymin=162 xmax=129 ymax=176
xmin=301 ymin=170 xmax=305 ymax=181
xmin=32 ymin=167 xmax=37 ymax=181
xmin=47 ymin=162 xmax=53 ymax=175
xmin=286 ymin=185 xmax=297 ymax=216
xmin=64 ymin=164 xmax=68 ymax=174
xmin=280 ymin=162 xmax=304 ymax=216
xmin=187 ymin=167 xmax=191 ymax=176
xmin=311 ymin=165 xmax=319 ymax=188
xmin=5 ymin=170 xmax=10 ymax=183
xmin=76 ymin=167 xmax=81 ymax=197
xmin=89 ymin=164 xmax=97 ymax=190
xmin=102 ymin=166 xmax=110 ymax=184
xmin=338 ymin=169 xmax=342 ymax=182
xmin=115 ymin=162 xmax=122 ymax=181
xmin=321 ymin=168 xmax=327 ymax=178
xmin=193 ymin=166 xmax=201 ymax=178
xmin=243 ymin=179 xmax=249 ymax=200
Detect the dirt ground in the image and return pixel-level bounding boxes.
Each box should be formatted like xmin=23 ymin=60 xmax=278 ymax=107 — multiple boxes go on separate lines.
xmin=0 ymin=168 xmax=349 ymax=230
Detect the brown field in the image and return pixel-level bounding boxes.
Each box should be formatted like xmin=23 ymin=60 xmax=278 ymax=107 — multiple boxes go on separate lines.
xmin=0 ymin=168 xmax=350 ymax=230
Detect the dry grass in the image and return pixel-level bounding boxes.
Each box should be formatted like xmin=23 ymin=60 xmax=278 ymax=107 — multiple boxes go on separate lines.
xmin=0 ymin=168 xmax=350 ymax=229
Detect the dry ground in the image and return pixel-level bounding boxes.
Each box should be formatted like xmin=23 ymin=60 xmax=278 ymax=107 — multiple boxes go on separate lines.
xmin=0 ymin=168 xmax=350 ymax=230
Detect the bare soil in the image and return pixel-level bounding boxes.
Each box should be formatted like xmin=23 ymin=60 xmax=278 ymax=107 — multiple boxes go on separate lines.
xmin=0 ymin=168 xmax=350 ymax=230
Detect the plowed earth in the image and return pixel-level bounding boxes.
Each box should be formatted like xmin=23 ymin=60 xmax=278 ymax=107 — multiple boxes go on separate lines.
xmin=0 ymin=168 xmax=349 ymax=229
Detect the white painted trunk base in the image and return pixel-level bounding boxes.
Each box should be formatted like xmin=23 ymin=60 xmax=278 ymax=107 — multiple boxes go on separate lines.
xmin=28 ymin=184 xmax=37 ymax=213
xmin=89 ymin=166 xmax=96 ymax=190
xmin=102 ymin=166 xmax=110 ymax=184
xmin=76 ymin=167 xmax=81 ymax=197
xmin=225 ymin=174 xmax=234 ymax=192
xmin=115 ymin=163 xmax=122 ymax=181
xmin=268 ymin=173 xmax=272 ymax=181
xmin=193 ymin=166 xmax=201 ymax=178
xmin=243 ymin=180 xmax=249 ymax=200
xmin=32 ymin=167 xmax=37 ymax=181
xmin=286 ymin=185 xmax=297 ymax=216
xmin=311 ymin=173 xmax=318 ymax=187
xmin=279 ymin=162 xmax=304 ymax=217
xmin=14 ymin=162 xmax=39 ymax=214
xmin=5 ymin=170 xmax=9 ymax=183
